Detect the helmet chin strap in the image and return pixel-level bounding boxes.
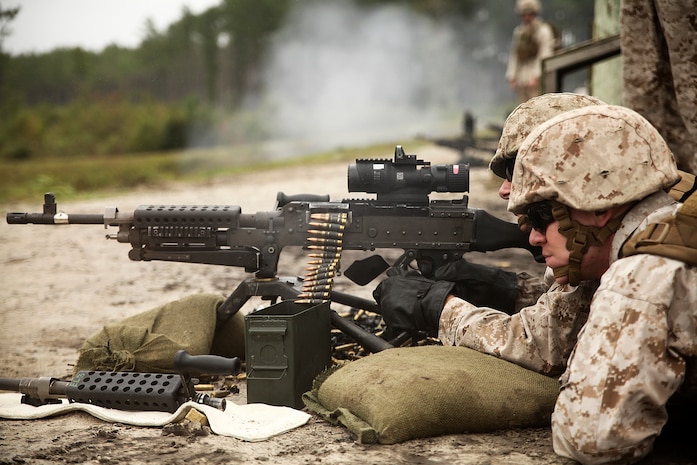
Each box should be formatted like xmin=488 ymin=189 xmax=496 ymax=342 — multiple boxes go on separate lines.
xmin=549 ymin=201 xmax=622 ymax=286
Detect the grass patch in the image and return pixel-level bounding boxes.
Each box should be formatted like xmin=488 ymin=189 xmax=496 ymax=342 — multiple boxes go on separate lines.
xmin=0 ymin=139 xmax=428 ymax=205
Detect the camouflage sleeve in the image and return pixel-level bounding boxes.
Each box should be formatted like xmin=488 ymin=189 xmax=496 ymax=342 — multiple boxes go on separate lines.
xmin=514 ymin=270 xmax=551 ymax=311
xmin=438 ymin=279 xmax=597 ymax=375
xmin=551 ymin=255 xmax=697 ymax=464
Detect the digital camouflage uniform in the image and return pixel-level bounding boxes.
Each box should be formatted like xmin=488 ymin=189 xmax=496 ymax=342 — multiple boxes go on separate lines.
xmin=505 ymin=0 xmax=555 ymax=104
xmin=439 ymin=277 xmax=598 ymax=375
xmin=552 ymin=192 xmax=697 ymax=464
xmin=441 ymin=105 xmax=697 ymax=464
xmin=490 ymin=93 xmax=606 ymax=312
xmin=445 ymin=96 xmax=604 ymax=368
xmin=621 ymin=0 xmax=697 ymax=174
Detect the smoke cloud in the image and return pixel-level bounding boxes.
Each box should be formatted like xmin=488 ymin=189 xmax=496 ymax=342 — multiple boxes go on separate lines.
xmin=256 ymin=1 xmax=509 ymax=156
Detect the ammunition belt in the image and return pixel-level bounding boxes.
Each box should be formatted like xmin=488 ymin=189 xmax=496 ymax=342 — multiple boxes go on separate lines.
xmin=296 ymin=212 xmax=347 ymax=304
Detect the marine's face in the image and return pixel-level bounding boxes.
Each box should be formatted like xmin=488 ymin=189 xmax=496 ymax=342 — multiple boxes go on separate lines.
xmin=498 ymin=157 xmax=516 ymax=200
xmin=498 ymin=179 xmax=512 ymax=200
xmin=525 ymin=202 xmax=612 ymax=284
xmin=525 ymin=203 xmax=571 ymax=283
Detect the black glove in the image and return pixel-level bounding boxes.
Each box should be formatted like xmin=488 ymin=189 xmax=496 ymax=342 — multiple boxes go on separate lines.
xmin=432 ymin=260 xmax=519 ymax=314
xmin=372 ymin=268 xmax=455 ymax=337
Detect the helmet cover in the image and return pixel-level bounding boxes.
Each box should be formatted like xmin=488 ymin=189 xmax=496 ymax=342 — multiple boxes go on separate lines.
xmin=489 ymin=93 xmax=605 ymax=179
xmin=508 ymin=104 xmax=680 ymax=214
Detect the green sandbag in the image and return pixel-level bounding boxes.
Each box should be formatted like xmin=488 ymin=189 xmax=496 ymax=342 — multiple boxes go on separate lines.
xmin=303 ymin=345 xmax=559 ymax=444
xmin=74 ymin=293 xmax=246 ymax=374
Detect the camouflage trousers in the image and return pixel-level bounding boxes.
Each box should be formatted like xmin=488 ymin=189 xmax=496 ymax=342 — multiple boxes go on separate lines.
xmin=621 ymin=0 xmax=697 ymax=174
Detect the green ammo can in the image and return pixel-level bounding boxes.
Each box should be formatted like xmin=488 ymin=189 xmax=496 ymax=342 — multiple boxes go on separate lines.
xmin=244 ymin=300 xmax=331 ymax=409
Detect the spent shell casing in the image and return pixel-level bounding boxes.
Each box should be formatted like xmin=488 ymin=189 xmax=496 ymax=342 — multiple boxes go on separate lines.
xmin=334 ymin=343 xmax=356 ymax=352
xmin=193 ymin=384 xmax=215 ymax=391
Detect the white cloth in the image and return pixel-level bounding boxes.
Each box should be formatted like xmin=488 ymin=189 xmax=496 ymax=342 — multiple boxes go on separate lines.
xmin=0 ymin=393 xmax=310 ymax=442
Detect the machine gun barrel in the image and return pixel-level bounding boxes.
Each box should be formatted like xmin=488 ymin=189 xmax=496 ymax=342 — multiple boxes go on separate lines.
xmin=6 ymin=212 xmax=104 ymax=224
xmin=7 ymin=193 xmax=105 ymax=225
xmin=0 ymin=351 xmax=241 ymax=412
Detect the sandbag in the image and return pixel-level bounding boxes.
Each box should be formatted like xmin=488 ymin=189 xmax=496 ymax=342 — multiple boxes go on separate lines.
xmin=75 ymin=293 xmax=246 ymax=374
xmin=303 ymin=345 xmax=559 ymax=444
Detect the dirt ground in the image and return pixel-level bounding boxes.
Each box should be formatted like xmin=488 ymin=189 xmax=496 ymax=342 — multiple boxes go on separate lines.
xmin=0 ymin=145 xmax=694 ymax=465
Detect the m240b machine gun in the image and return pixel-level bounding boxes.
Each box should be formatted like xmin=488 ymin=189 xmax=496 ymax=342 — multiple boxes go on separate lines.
xmin=7 ymin=146 xmax=540 ymax=353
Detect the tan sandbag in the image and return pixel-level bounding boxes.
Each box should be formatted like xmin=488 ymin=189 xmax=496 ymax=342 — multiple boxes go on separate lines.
xmin=75 ymin=293 xmax=245 ymax=373
xmin=304 ymin=345 xmax=559 ymax=444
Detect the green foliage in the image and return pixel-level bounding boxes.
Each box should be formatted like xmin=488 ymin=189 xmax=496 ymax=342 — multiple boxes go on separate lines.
xmin=0 ymin=152 xmax=178 ymax=203
xmin=0 ymin=98 xmax=220 ymax=160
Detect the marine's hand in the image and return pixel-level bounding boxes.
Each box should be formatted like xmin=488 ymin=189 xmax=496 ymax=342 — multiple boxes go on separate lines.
xmin=433 ymin=260 xmax=519 ymax=314
xmin=372 ymin=268 xmax=454 ymax=337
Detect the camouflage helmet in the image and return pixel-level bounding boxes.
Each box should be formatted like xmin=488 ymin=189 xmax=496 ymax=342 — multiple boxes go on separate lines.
xmin=508 ymin=104 xmax=681 ymax=215
xmin=489 ymin=93 xmax=605 ymax=179
xmin=515 ymin=0 xmax=542 ymax=15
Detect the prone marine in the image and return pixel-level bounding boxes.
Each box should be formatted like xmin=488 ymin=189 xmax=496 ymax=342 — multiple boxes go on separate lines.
xmin=375 ymin=104 xmax=697 ymax=464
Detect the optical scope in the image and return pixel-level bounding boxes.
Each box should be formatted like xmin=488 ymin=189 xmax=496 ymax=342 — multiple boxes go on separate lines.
xmin=347 ymin=146 xmax=469 ymax=203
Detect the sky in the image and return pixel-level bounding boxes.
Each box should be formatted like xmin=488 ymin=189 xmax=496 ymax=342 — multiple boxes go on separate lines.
xmin=2 ymin=0 xmax=222 ymax=55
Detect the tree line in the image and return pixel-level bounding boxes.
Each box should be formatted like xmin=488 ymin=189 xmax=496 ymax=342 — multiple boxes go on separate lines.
xmin=0 ymin=0 xmax=594 ymax=161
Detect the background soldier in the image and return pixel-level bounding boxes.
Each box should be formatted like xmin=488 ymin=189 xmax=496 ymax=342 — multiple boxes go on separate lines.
xmin=505 ymin=0 xmax=555 ymax=103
